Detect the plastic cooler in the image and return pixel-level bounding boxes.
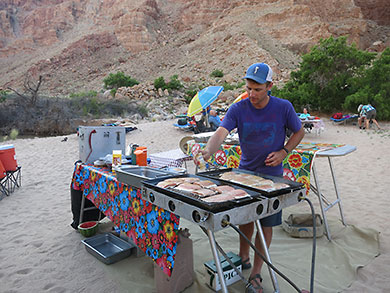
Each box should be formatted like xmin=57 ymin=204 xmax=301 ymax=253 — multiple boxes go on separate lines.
xmin=0 ymin=144 xmax=18 ymax=171
xmin=0 ymin=160 xmax=5 ymax=178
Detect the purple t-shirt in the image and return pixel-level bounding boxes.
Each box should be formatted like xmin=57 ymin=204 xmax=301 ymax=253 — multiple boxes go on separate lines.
xmin=220 ymin=96 xmax=301 ymax=176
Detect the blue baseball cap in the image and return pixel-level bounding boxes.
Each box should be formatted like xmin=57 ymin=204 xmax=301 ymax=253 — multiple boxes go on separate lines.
xmin=243 ymin=63 xmax=273 ymax=84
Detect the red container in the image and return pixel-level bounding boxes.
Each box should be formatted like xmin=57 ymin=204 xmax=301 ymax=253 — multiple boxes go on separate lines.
xmin=0 ymin=145 xmax=17 ymax=171
xmin=0 ymin=160 xmax=5 ymax=179
xmin=134 ymin=149 xmax=147 ymax=166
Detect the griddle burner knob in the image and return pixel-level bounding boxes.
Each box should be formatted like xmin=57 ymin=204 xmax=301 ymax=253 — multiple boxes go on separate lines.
xmin=168 ymin=200 xmax=176 ymax=212
xmin=149 ymin=192 xmax=155 ymax=203
xmin=221 ymin=215 xmax=230 ymax=228
xmin=192 ymin=210 xmax=209 ymax=223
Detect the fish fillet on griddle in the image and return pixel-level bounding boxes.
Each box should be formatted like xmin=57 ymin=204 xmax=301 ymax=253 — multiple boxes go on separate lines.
xmin=211 ymin=185 xmax=235 ymax=193
xmin=174 ymin=182 xmax=201 ymax=192
xmin=192 ymin=188 xmax=217 ymax=198
xmin=203 ymin=189 xmax=249 ymax=202
xmin=193 ymin=180 xmax=217 ymax=188
xmin=157 ymin=180 xmax=179 ymax=188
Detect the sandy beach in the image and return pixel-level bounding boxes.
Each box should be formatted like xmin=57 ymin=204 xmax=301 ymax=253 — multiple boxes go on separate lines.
xmin=1 ymin=118 xmax=389 ymax=293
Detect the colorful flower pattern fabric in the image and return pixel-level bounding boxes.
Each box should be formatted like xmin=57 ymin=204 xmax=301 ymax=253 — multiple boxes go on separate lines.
xmin=187 ymin=141 xmax=345 ymax=194
xmin=71 ymin=164 xmax=180 ymax=276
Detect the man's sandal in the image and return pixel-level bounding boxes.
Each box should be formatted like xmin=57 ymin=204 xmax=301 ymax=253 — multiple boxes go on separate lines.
xmin=242 ymin=258 xmax=252 ymax=270
xmin=246 ymin=274 xmax=263 ymax=293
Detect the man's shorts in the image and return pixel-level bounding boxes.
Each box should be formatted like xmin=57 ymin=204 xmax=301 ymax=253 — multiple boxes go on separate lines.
xmin=366 ymin=109 xmax=376 ymax=120
xmin=260 ymin=210 xmax=282 ymax=227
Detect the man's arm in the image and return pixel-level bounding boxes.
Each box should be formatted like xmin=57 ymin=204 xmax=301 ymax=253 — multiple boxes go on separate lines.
xmin=284 ymin=127 xmax=305 ymax=154
xmin=201 ymin=127 xmax=229 ymax=161
xmin=265 ymin=127 xmax=305 ymax=167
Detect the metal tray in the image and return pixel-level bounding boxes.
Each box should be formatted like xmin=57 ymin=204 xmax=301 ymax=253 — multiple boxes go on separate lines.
xmin=115 ymin=166 xmax=177 ymax=188
xmin=81 ymin=233 xmax=134 ymax=264
xmin=197 ymin=168 xmax=304 ymax=198
xmin=142 ymin=174 xmax=264 ymax=213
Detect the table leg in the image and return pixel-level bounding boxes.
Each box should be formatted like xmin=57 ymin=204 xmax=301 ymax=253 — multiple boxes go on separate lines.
xmin=255 ymin=220 xmax=280 ymax=292
xmin=311 ymin=162 xmax=332 ymax=241
xmin=206 ymin=229 xmax=228 ymax=293
xmin=79 ymin=194 xmax=86 ymax=224
xmin=328 ymin=157 xmax=347 ymax=226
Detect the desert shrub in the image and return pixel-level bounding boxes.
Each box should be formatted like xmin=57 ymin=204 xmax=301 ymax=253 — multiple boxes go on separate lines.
xmin=103 ymin=71 xmax=139 ymax=90
xmin=343 ymin=48 xmax=390 ymax=120
xmin=210 ymin=69 xmax=224 ymax=78
xmin=137 ymin=103 xmax=148 ymax=117
xmin=9 ymin=129 xmax=19 ymax=140
xmin=154 ymin=76 xmax=166 ymax=90
xmin=166 ymin=75 xmax=183 ymax=90
xmin=276 ymin=36 xmax=376 ymax=113
xmin=154 ymin=75 xmax=183 ymax=91
xmin=0 ymin=90 xmax=10 ymax=103
xmin=69 ymin=90 xmax=97 ymax=99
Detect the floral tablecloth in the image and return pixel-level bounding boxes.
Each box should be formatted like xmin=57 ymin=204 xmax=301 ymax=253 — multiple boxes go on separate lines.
xmin=71 ymin=164 xmax=180 ymax=276
xmin=187 ymin=141 xmax=345 ymax=194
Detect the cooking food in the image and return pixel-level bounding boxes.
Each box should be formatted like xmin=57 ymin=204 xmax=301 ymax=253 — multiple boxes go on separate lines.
xmin=174 ymin=182 xmax=202 ymax=192
xmin=192 ymin=188 xmax=218 ymax=197
xmin=203 ymin=189 xmax=250 ymax=202
xmin=155 ymin=177 xmax=251 ymax=202
xmin=211 ymin=185 xmax=235 ymax=193
xmin=193 ymin=180 xmax=217 ymax=188
xmin=219 ymin=171 xmax=291 ymax=192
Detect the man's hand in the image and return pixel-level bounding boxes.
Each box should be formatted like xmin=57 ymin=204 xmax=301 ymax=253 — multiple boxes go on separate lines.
xmin=201 ymin=149 xmax=212 ymax=162
xmin=264 ymin=150 xmax=287 ymax=167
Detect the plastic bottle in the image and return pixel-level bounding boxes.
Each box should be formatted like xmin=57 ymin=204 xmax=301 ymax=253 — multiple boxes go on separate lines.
xmin=134 ymin=148 xmax=147 ymax=166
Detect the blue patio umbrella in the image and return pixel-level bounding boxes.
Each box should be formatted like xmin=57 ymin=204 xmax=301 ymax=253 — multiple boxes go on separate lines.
xmin=187 ymin=86 xmax=224 ymax=117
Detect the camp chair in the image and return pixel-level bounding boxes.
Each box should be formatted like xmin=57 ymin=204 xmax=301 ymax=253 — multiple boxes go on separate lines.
xmin=0 ymin=161 xmax=9 ymax=198
xmin=0 ymin=164 xmax=21 ymax=199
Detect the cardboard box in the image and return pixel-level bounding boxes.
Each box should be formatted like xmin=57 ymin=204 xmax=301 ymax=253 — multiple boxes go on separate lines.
xmin=204 ymin=252 xmax=242 ymax=291
xmin=154 ymin=230 xmax=194 ymax=293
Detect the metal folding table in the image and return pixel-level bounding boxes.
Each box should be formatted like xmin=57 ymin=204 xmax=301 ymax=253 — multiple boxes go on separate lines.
xmin=310 ymin=144 xmax=356 ymax=240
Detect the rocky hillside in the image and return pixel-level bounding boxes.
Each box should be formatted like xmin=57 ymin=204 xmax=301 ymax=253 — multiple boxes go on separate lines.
xmin=0 ymin=0 xmax=389 ymax=97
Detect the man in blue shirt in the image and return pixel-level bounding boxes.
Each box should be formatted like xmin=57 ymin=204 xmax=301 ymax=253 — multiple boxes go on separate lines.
xmin=202 ymin=62 xmax=304 ymax=292
xmin=358 ymin=104 xmax=381 ymax=130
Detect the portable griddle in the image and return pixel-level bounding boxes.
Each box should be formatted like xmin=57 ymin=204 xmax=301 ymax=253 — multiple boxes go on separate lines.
xmin=116 ymin=168 xmax=306 ymax=292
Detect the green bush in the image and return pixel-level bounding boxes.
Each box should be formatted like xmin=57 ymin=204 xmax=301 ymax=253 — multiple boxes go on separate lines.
xmin=154 ymin=75 xmax=183 ymax=91
xmin=166 ymin=75 xmax=183 ymax=90
xmin=103 ymin=71 xmax=139 ymax=90
xmin=0 ymin=90 xmax=10 ymax=103
xmin=344 ymin=48 xmax=390 ymax=120
xmin=9 ymin=129 xmax=19 ymax=140
xmin=69 ymin=90 xmax=97 ymax=99
xmin=210 ymin=69 xmax=224 ymax=78
xmin=154 ymin=76 xmax=166 ymax=90
xmin=276 ymin=36 xmax=376 ymax=113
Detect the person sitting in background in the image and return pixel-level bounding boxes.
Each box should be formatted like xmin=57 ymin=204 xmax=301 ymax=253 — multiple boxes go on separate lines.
xmin=299 ymin=108 xmax=313 ymax=132
xmin=208 ymin=109 xmax=221 ymax=131
xmin=358 ymin=104 xmax=381 ymax=130
xmin=299 ymin=107 xmax=311 ymax=120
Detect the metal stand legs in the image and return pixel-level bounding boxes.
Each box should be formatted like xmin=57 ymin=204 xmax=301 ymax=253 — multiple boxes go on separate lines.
xmin=255 ymin=220 xmax=280 ymax=293
xmin=206 ymin=229 xmax=228 ymax=293
xmin=205 ymin=220 xmax=280 ymax=292
xmin=311 ymin=158 xmax=347 ymax=240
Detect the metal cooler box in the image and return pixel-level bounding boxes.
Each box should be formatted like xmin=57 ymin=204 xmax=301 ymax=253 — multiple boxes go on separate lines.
xmin=78 ymin=126 xmax=126 ymax=164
